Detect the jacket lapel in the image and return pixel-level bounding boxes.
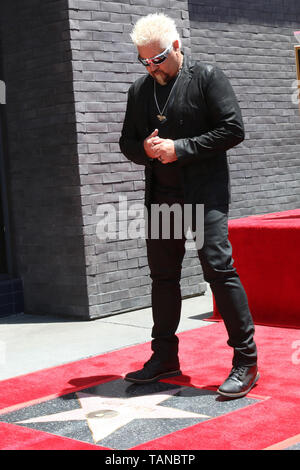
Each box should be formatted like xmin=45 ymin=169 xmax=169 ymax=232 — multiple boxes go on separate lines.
xmin=166 ymin=54 xmax=193 ymax=123
xmin=136 ymin=75 xmax=153 ymax=138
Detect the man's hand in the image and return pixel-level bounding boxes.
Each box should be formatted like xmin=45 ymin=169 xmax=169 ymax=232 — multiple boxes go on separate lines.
xmin=144 ymin=130 xmax=178 ymax=164
xmin=151 ymin=137 xmax=178 ymax=164
xmin=143 ymin=129 xmax=160 ymax=159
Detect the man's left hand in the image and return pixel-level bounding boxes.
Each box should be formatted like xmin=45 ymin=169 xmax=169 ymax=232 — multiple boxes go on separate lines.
xmin=151 ymin=138 xmax=178 ymax=164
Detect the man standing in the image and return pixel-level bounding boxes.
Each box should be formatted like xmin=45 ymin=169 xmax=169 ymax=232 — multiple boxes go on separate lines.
xmin=119 ymin=13 xmax=259 ymax=398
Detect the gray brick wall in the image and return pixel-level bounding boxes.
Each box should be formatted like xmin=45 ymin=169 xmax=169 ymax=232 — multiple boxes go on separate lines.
xmin=68 ymin=0 xmax=206 ymax=319
xmin=0 ymin=0 xmax=90 ymax=318
xmin=1 ymin=0 xmax=299 ymax=320
xmin=188 ymin=0 xmax=300 ymax=218
xmin=75 ymin=0 xmax=300 ymax=318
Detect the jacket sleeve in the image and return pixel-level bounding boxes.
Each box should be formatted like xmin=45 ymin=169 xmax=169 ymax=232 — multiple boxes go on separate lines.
xmin=119 ymin=84 xmax=151 ymax=167
xmin=174 ymin=66 xmax=245 ymax=165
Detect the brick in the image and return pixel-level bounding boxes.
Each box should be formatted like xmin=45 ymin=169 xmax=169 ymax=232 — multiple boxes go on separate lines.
xmin=3 ymin=0 xmax=299 ymax=321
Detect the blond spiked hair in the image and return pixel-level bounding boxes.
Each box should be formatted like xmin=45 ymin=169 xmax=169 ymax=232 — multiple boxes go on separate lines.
xmin=130 ymin=13 xmax=181 ymax=49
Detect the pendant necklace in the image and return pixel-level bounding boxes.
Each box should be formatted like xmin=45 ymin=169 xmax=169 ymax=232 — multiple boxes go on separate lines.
xmin=154 ymin=66 xmax=182 ymax=123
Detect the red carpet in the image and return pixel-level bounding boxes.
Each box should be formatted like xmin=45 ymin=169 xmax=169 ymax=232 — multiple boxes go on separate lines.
xmin=211 ymin=209 xmax=300 ymax=329
xmin=0 ymin=322 xmax=299 ymax=450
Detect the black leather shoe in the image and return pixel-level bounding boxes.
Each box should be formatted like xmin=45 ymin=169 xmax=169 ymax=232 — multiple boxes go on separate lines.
xmin=217 ymin=365 xmax=260 ymax=398
xmin=124 ymin=356 xmax=181 ymax=384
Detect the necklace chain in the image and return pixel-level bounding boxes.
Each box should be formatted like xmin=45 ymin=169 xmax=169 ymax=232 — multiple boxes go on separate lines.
xmin=154 ymin=66 xmax=182 ymax=120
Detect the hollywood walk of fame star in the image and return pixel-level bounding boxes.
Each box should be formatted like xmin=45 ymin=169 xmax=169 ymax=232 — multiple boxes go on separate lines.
xmin=16 ymin=386 xmax=210 ymax=444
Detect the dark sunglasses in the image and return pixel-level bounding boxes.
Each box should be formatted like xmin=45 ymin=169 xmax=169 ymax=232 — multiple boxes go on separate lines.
xmin=138 ymin=44 xmax=173 ymax=67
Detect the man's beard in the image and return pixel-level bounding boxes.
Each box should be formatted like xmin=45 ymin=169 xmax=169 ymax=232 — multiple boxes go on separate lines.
xmin=152 ymin=70 xmax=170 ymax=86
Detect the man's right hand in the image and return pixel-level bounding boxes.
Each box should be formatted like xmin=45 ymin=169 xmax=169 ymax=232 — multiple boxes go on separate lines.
xmin=143 ymin=129 xmax=160 ymax=159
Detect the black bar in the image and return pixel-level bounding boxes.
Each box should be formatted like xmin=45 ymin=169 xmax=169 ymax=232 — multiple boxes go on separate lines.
xmin=0 ymin=107 xmax=13 ymax=277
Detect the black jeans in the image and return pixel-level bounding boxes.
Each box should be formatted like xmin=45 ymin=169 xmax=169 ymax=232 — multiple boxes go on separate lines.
xmin=145 ymin=192 xmax=257 ymax=368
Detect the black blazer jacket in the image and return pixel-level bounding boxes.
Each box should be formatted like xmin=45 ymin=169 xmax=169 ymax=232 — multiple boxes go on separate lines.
xmin=119 ymin=55 xmax=245 ymax=208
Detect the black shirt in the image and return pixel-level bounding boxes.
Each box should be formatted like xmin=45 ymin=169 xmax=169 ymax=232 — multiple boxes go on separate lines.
xmin=148 ymin=76 xmax=184 ymax=199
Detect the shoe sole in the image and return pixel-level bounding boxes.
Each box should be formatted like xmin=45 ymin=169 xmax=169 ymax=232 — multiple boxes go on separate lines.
xmin=217 ymin=372 xmax=260 ymax=398
xmin=124 ymin=370 xmax=182 ymax=384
